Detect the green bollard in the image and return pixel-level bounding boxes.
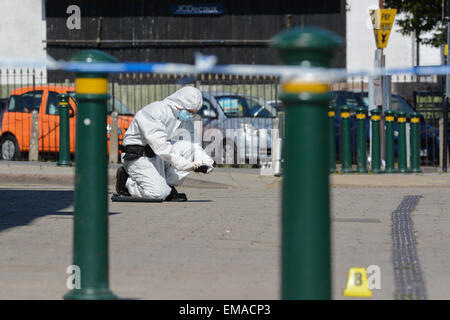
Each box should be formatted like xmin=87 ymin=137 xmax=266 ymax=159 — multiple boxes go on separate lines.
xmin=63 ymin=50 xmax=118 ymax=300
xmin=410 ymin=112 xmax=422 ymax=173
xmin=370 ymin=109 xmax=382 ymax=174
xmin=340 ymin=105 xmax=353 ymax=173
xmin=57 ymin=94 xmax=72 ymax=167
xmin=397 ymin=111 xmax=409 ymax=173
xmin=356 ymin=107 xmax=368 ymax=173
xmin=272 ymin=26 xmax=342 ymax=300
xmin=328 ymin=106 xmax=337 ymax=173
xmin=384 ymin=110 xmax=396 ymax=173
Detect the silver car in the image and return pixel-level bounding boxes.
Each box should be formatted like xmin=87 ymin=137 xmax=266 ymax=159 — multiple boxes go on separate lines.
xmin=198 ymin=91 xmax=277 ymax=164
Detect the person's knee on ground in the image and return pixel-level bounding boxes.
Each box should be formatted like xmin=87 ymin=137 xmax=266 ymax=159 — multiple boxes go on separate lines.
xmin=125 ymin=157 xmax=172 ymax=200
xmin=125 ymin=177 xmax=172 ymax=200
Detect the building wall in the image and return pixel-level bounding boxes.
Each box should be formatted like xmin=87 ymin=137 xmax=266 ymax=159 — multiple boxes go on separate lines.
xmin=0 ymin=0 xmax=47 ymax=83
xmin=45 ymin=0 xmax=347 ymax=81
xmin=346 ymin=0 xmax=442 ymax=76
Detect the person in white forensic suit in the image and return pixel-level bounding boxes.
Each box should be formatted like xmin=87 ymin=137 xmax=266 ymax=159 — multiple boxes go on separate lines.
xmin=115 ymin=86 xmax=214 ymax=201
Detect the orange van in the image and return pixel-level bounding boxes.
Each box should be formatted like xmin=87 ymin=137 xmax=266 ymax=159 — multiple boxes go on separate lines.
xmin=0 ymin=85 xmax=134 ymax=160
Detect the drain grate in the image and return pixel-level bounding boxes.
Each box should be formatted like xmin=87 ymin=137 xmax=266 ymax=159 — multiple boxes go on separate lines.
xmin=392 ymin=195 xmax=427 ymax=300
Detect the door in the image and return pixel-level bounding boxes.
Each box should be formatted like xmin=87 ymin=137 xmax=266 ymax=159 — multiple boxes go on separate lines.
xmin=40 ymin=90 xmax=76 ymax=153
xmin=3 ymin=90 xmax=43 ymax=152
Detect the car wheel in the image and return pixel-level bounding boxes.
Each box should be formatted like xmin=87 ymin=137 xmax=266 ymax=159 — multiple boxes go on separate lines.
xmin=0 ymin=135 xmax=20 ymax=160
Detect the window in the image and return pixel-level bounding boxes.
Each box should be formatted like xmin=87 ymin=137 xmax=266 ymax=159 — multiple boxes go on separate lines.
xmin=391 ymin=96 xmax=413 ymax=114
xmin=46 ymin=91 xmax=60 ymax=115
xmin=107 ymin=97 xmax=133 ymax=115
xmin=197 ymin=98 xmax=216 ymax=115
xmin=344 ymin=92 xmax=360 ymax=110
xmin=8 ymin=91 xmax=43 ymax=113
xmin=215 ymin=96 xmax=252 ymax=117
xmin=329 ymin=93 xmax=338 ymax=108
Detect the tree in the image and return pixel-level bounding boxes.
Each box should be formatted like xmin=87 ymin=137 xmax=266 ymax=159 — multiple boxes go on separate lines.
xmin=384 ymin=0 xmax=444 ymax=65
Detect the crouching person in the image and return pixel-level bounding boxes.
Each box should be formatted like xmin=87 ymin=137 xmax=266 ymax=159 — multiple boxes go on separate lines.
xmin=115 ymin=87 xmax=214 ymax=201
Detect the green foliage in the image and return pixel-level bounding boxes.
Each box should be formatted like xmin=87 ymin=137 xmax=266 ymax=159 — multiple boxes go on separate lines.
xmin=384 ymin=0 xmax=445 ymax=47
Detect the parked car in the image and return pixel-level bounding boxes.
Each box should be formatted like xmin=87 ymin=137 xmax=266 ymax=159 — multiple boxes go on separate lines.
xmin=330 ymin=91 xmax=441 ymax=164
xmin=362 ymin=92 xmax=441 ymax=162
xmin=267 ymin=100 xmax=284 ymax=114
xmin=0 ymin=86 xmax=134 ymax=160
xmin=0 ymin=98 xmax=7 ymax=131
xmin=197 ymin=92 xmax=276 ymax=164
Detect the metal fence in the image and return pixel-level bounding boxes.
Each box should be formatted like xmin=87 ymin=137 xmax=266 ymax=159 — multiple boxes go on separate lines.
xmin=0 ymin=68 xmax=448 ymax=169
xmin=0 ymin=69 xmax=281 ymax=164
xmin=330 ymin=76 xmax=448 ymax=168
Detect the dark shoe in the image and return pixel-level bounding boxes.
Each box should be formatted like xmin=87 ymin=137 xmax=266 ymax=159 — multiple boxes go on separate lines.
xmin=116 ymin=166 xmax=131 ymax=196
xmin=194 ymin=165 xmax=209 ymax=173
xmin=165 ymin=186 xmax=187 ymax=202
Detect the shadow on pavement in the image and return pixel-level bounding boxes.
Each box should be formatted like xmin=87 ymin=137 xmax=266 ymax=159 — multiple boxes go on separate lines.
xmin=0 ymin=189 xmax=119 ymax=233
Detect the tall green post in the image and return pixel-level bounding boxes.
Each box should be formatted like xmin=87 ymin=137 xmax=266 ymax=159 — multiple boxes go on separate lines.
xmin=328 ymin=106 xmax=337 ymax=173
xmin=370 ymin=109 xmax=382 ymax=174
xmin=356 ymin=107 xmax=368 ymax=173
xmin=410 ymin=112 xmax=422 ymax=173
xmin=272 ymin=27 xmax=342 ymax=300
xmin=63 ymin=50 xmax=118 ymax=300
xmin=397 ymin=111 xmax=409 ymax=173
xmin=340 ymin=105 xmax=353 ymax=173
xmin=57 ymin=94 xmax=72 ymax=166
xmin=384 ymin=110 xmax=396 ymax=173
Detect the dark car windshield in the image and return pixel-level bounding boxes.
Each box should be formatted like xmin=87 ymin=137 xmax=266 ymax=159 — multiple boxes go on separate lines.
xmin=68 ymin=92 xmax=133 ymax=115
xmin=330 ymin=91 xmax=365 ymax=111
xmin=361 ymin=93 xmax=414 ymax=113
xmin=215 ymin=95 xmax=274 ymax=118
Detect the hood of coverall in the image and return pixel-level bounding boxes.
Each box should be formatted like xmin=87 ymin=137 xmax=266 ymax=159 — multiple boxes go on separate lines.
xmin=164 ymin=87 xmax=203 ymax=113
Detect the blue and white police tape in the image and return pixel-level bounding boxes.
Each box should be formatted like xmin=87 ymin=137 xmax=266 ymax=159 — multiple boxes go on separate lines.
xmin=2 ymin=53 xmax=450 ymax=81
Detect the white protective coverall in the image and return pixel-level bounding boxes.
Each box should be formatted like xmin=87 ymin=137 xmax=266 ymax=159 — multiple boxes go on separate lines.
xmin=121 ymin=87 xmax=214 ymax=200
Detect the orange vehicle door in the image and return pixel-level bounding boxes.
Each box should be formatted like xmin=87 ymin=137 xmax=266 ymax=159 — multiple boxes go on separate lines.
xmin=40 ymin=90 xmax=77 ymax=153
xmin=2 ymin=90 xmax=43 ymax=152
xmin=39 ymin=90 xmax=58 ymax=152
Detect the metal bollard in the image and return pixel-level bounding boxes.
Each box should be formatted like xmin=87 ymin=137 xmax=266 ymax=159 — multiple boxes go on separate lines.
xmin=356 ymin=107 xmax=368 ymax=173
xmin=272 ymin=26 xmax=342 ymax=300
xmin=63 ymin=50 xmax=118 ymax=300
xmin=410 ymin=112 xmax=422 ymax=173
xmin=397 ymin=111 xmax=409 ymax=173
xmin=328 ymin=105 xmax=337 ymax=173
xmin=340 ymin=105 xmax=353 ymax=173
xmin=384 ymin=109 xmax=396 ymax=173
xmin=370 ymin=109 xmax=382 ymax=174
xmin=57 ymin=94 xmax=72 ymax=166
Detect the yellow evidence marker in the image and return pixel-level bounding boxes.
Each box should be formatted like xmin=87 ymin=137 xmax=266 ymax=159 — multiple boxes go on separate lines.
xmin=343 ymin=267 xmax=373 ymax=297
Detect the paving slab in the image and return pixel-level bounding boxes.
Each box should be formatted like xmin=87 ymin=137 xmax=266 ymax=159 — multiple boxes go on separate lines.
xmin=0 ymin=161 xmax=449 ymax=299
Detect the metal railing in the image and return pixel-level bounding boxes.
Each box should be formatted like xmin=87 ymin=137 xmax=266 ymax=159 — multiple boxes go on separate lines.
xmin=0 ymin=68 xmax=447 ymax=170
xmin=0 ymin=69 xmax=281 ymax=164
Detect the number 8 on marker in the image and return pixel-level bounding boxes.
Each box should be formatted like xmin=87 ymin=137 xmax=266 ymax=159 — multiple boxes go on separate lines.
xmin=354 ymin=273 xmax=362 ymax=286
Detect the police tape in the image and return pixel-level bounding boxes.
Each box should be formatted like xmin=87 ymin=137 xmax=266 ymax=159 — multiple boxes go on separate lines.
xmin=2 ymin=54 xmax=450 ymax=81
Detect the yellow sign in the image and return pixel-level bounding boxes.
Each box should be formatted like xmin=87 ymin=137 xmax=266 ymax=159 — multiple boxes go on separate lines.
xmin=343 ymin=267 xmax=373 ymax=297
xmin=370 ymin=9 xmax=397 ymax=49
